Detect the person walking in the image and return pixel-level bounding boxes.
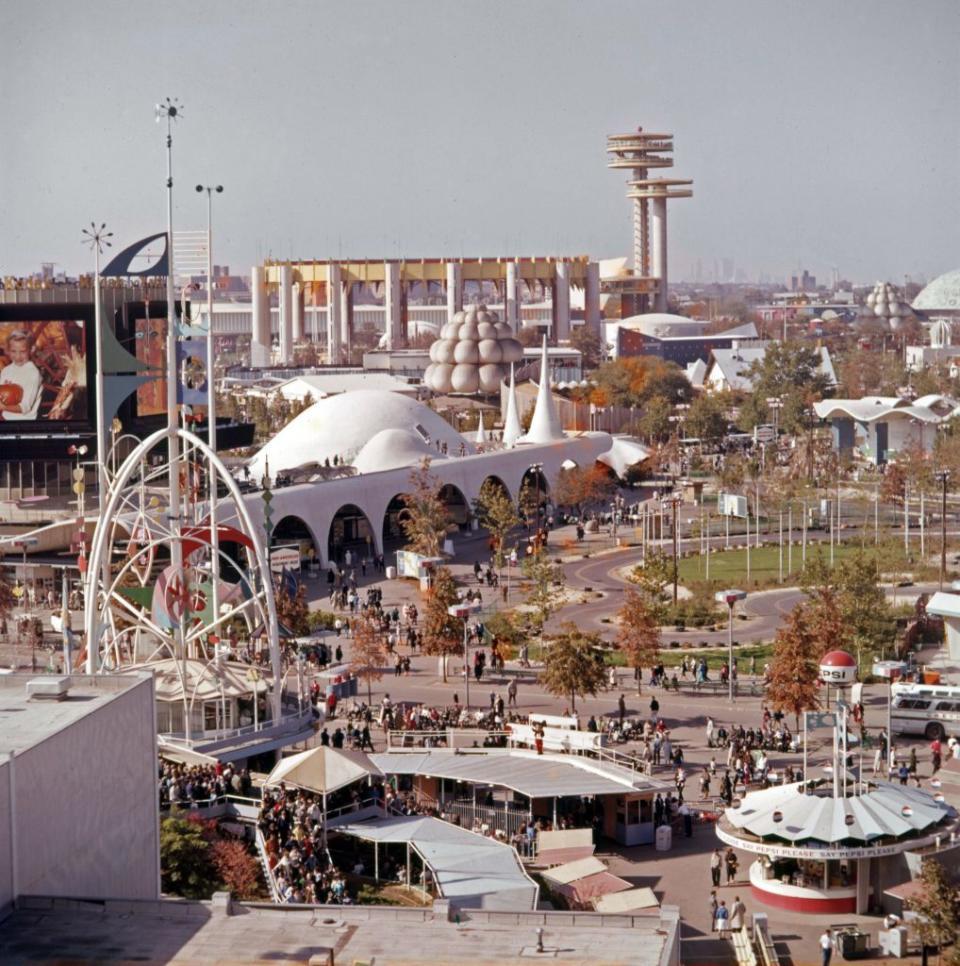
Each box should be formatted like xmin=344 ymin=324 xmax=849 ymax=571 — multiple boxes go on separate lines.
xmin=710 ymin=848 xmax=723 ymax=888
xmin=819 ymin=928 xmax=833 ymax=966
xmin=618 ymin=693 xmax=626 ymax=725
xmin=709 ymin=891 xmax=718 ymax=927
xmin=507 ymin=678 xmax=518 ymax=708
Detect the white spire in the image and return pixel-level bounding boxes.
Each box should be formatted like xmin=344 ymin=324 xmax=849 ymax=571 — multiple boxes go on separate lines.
xmin=521 ymin=336 xmax=564 ymax=444
xmin=502 ymin=363 xmax=522 ymax=447
xmin=474 ymin=409 xmax=488 ymax=444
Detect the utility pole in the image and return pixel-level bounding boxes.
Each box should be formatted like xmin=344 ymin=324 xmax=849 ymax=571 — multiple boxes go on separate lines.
xmin=936 ymin=470 xmax=950 ymax=591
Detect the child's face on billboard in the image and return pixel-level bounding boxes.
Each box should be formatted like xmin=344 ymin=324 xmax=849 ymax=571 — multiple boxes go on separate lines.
xmin=7 ymin=339 xmax=29 ymax=364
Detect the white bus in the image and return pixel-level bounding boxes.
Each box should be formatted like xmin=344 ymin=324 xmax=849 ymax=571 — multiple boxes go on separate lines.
xmin=890 ymin=683 xmax=960 ymax=741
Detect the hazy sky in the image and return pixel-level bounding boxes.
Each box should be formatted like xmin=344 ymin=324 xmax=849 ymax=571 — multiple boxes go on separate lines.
xmin=2 ymin=0 xmax=958 ymax=284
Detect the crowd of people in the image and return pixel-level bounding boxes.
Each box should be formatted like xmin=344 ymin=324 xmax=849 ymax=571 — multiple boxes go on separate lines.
xmin=158 ymin=758 xmax=253 ymax=807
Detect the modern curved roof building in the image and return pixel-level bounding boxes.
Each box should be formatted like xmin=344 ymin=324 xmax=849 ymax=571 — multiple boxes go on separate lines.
xmin=913 ymin=269 xmax=960 ymax=314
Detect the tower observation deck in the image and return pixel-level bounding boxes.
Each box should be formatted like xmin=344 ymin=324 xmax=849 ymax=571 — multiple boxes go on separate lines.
xmin=607 ymin=128 xmax=692 ymax=313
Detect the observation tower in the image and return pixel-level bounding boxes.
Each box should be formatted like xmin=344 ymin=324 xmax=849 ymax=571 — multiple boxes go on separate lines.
xmin=606 ymin=127 xmax=692 ymax=313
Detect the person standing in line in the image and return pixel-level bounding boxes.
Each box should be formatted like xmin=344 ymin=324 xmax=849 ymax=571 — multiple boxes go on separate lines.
xmin=730 ymin=895 xmax=745 ymax=932
xmin=819 ymin=928 xmax=833 ymax=966
xmin=710 ymin=848 xmax=723 ymax=887
xmin=714 ymin=899 xmax=730 ymax=938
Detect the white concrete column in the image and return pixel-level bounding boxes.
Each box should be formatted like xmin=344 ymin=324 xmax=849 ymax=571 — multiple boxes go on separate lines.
xmin=554 ymin=261 xmax=571 ymax=342
xmin=340 ymin=281 xmax=352 ymax=358
xmin=278 ymin=263 xmax=293 ymax=364
xmin=385 ymin=261 xmax=402 ymax=349
xmin=250 ymin=264 xmax=270 ymax=366
xmin=651 ymin=196 xmax=668 ymax=313
xmin=327 ymin=263 xmax=342 ymax=364
xmin=585 ymin=261 xmax=601 ymax=337
xmin=446 ymin=261 xmax=463 ymax=320
xmin=292 ymin=282 xmax=303 ymax=342
xmin=505 ymin=260 xmax=519 ymax=331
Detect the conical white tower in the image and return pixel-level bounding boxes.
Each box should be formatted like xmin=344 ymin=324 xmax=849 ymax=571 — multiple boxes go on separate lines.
xmin=502 ymin=364 xmax=522 ymax=448
xmin=474 ymin=409 xmax=488 ymax=444
xmin=521 ymin=337 xmax=564 ymax=444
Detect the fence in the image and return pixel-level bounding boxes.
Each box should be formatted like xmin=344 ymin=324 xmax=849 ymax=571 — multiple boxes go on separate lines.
xmin=436 ymin=799 xmax=532 ymax=841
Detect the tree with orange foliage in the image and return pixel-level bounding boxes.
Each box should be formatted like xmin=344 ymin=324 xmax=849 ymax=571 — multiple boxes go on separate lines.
xmin=616 ymin=587 xmax=661 ymax=693
xmin=420 ymin=565 xmax=462 ymax=682
xmin=552 ymin=465 xmax=617 ymax=518
xmin=350 ymin=616 xmax=388 ymax=703
xmin=765 ymin=601 xmax=823 ymax=731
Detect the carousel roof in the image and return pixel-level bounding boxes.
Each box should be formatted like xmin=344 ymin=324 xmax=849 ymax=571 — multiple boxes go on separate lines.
xmin=723 ymin=780 xmax=954 ymax=846
xmin=127 ymin=658 xmax=269 ymax=702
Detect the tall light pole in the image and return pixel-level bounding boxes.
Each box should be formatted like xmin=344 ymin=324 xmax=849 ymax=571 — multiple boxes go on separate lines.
xmin=449 ymin=600 xmax=482 ymax=709
xmin=197 ymin=183 xmax=224 ymax=638
xmin=156 ymin=98 xmax=187 ymax=675
xmin=81 ymin=222 xmax=113 ymax=670
xmin=715 ymin=589 xmax=746 ymax=703
xmin=936 ymin=469 xmax=950 ymax=591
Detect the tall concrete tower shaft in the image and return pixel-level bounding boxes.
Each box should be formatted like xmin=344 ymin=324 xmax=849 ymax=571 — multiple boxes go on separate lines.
xmin=607 ymin=128 xmax=692 ymax=312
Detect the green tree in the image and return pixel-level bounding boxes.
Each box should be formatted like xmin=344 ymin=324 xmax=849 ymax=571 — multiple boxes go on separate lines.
xmin=907 ymin=859 xmax=960 ymax=963
xmin=616 ymin=587 xmax=661 ymax=693
xmin=765 ymin=602 xmax=823 ymax=731
xmin=627 ymin=550 xmax=672 ymax=623
xmin=684 ymin=391 xmax=731 ymax=443
xmin=401 ymin=458 xmax=454 ymax=558
xmin=541 ymin=622 xmax=608 ymax=711
xmin=569 ymin=326 xmax=604 ymax=370
xmin=522 ymin=551 xmax=566 ymax=637
xmin=420 ymin=566 xmax=462 ymax=682
xmin=473 ymin=478 xmax=520 ymax=572
xmin=160 ymin=816 xmax=220 ymax=899
xmin=736 ymin=342 xmax=832 ymax=434
xmin=637 ymin=395 xmax=673 ymax=443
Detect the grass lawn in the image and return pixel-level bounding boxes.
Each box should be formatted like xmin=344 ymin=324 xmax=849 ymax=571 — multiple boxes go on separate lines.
xmin=677 ymin=541 xmax=891 ymax=588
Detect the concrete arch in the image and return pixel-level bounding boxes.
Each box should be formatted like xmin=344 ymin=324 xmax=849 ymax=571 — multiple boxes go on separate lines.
xmin=271 ymin=514 xmax=321 ymax=563
xmin=479 ymin=474 xmax=512 ymax=503
xmin=328 ymin=503 xmax=377 ymax=565
xmin=438 ymin=482 xmax=470 ymax=529
xmin=381 ymin=493 xmax=410 ymax=555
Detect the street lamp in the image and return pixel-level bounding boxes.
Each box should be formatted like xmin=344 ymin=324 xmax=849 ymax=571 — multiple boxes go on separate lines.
xmin=196 ymin=183 xmax=225 ymax=634
xmin=715 ymin=589 xmax=747 ymax=703
xmin=936 ymin=469 xmax=950 ymax=591
xmin=448 ymin=599 xmax=482 ymax=709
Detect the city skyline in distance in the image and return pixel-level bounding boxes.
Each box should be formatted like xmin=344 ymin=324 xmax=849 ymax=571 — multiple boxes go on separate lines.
xmin=1 ymin=0 xmax=958 ymax=285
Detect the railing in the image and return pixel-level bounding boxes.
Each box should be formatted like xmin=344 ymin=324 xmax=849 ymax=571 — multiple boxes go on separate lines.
xmin=159 ymin=707 xmax=316 ymax=749
xmin=753 ymin=915 xmax=781 ymax=966
xmin=386 ymin=729 xmax=512 ymax=750
xmin=435 ymin=799 xmax=531 ymax=840
xmin=254 ymin=826 xmax=281 ymax=903
xmin=160 ymin=793 xmax=262 ymax=820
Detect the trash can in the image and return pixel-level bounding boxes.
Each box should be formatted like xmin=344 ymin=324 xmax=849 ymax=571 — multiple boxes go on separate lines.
xmin=655 ymin=825 xmax=672 ymax=851
xmin=385 ymin=566 xmax=396 ymax=580
xmin=838 ymin=928 xmax=868 ymax=960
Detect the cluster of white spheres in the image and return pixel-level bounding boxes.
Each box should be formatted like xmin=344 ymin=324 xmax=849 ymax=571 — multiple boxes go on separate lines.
xmin=866 ymin=281 xmax=909 ymax=332
xmin=423 ymin=305 xmax=524 ymax=394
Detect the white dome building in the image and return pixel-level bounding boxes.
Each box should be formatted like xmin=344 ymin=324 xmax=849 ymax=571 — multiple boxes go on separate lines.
xmin=615 ymin=313 xmax=708 ymax=339
xmin=913 ymin=270 xmax=960 ymax=315
xmin=247 ymin=390 xmax=472 ymax=479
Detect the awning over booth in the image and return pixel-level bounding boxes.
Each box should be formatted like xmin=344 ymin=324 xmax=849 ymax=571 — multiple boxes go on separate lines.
xmin=594 ymin=887 xmax=660 ymax=913
xmin=265 ymin=747 xmax=383 ymax=794
xmin=535 ymin=828 xmax=596 ymax=866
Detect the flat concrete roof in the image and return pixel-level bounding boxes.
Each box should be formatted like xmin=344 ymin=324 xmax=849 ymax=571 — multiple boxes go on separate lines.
xmin=2 ymin=895 xmax=678 ymax=965
xmin=0 ymin=672 xmax=151 ymax=757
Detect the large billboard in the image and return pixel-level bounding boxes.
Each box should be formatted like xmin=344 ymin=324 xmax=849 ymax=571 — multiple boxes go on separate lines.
xmin=0 ymin=319 xmax=87 ymax=423
xmin=132 ymin=309 xmax=167 ymax=417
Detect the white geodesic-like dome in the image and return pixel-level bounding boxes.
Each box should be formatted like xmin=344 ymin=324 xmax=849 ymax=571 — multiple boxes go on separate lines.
xmin=424 ymin=304 xmax=524 ymax=395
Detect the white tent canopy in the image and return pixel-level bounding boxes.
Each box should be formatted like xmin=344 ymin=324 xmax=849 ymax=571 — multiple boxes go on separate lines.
xmin=265 ymin=746 xmax=383 ymax=794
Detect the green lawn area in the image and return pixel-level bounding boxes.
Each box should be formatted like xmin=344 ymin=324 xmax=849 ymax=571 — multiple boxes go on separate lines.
xmin=677 ymin=542 xmax=888 ymax=588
